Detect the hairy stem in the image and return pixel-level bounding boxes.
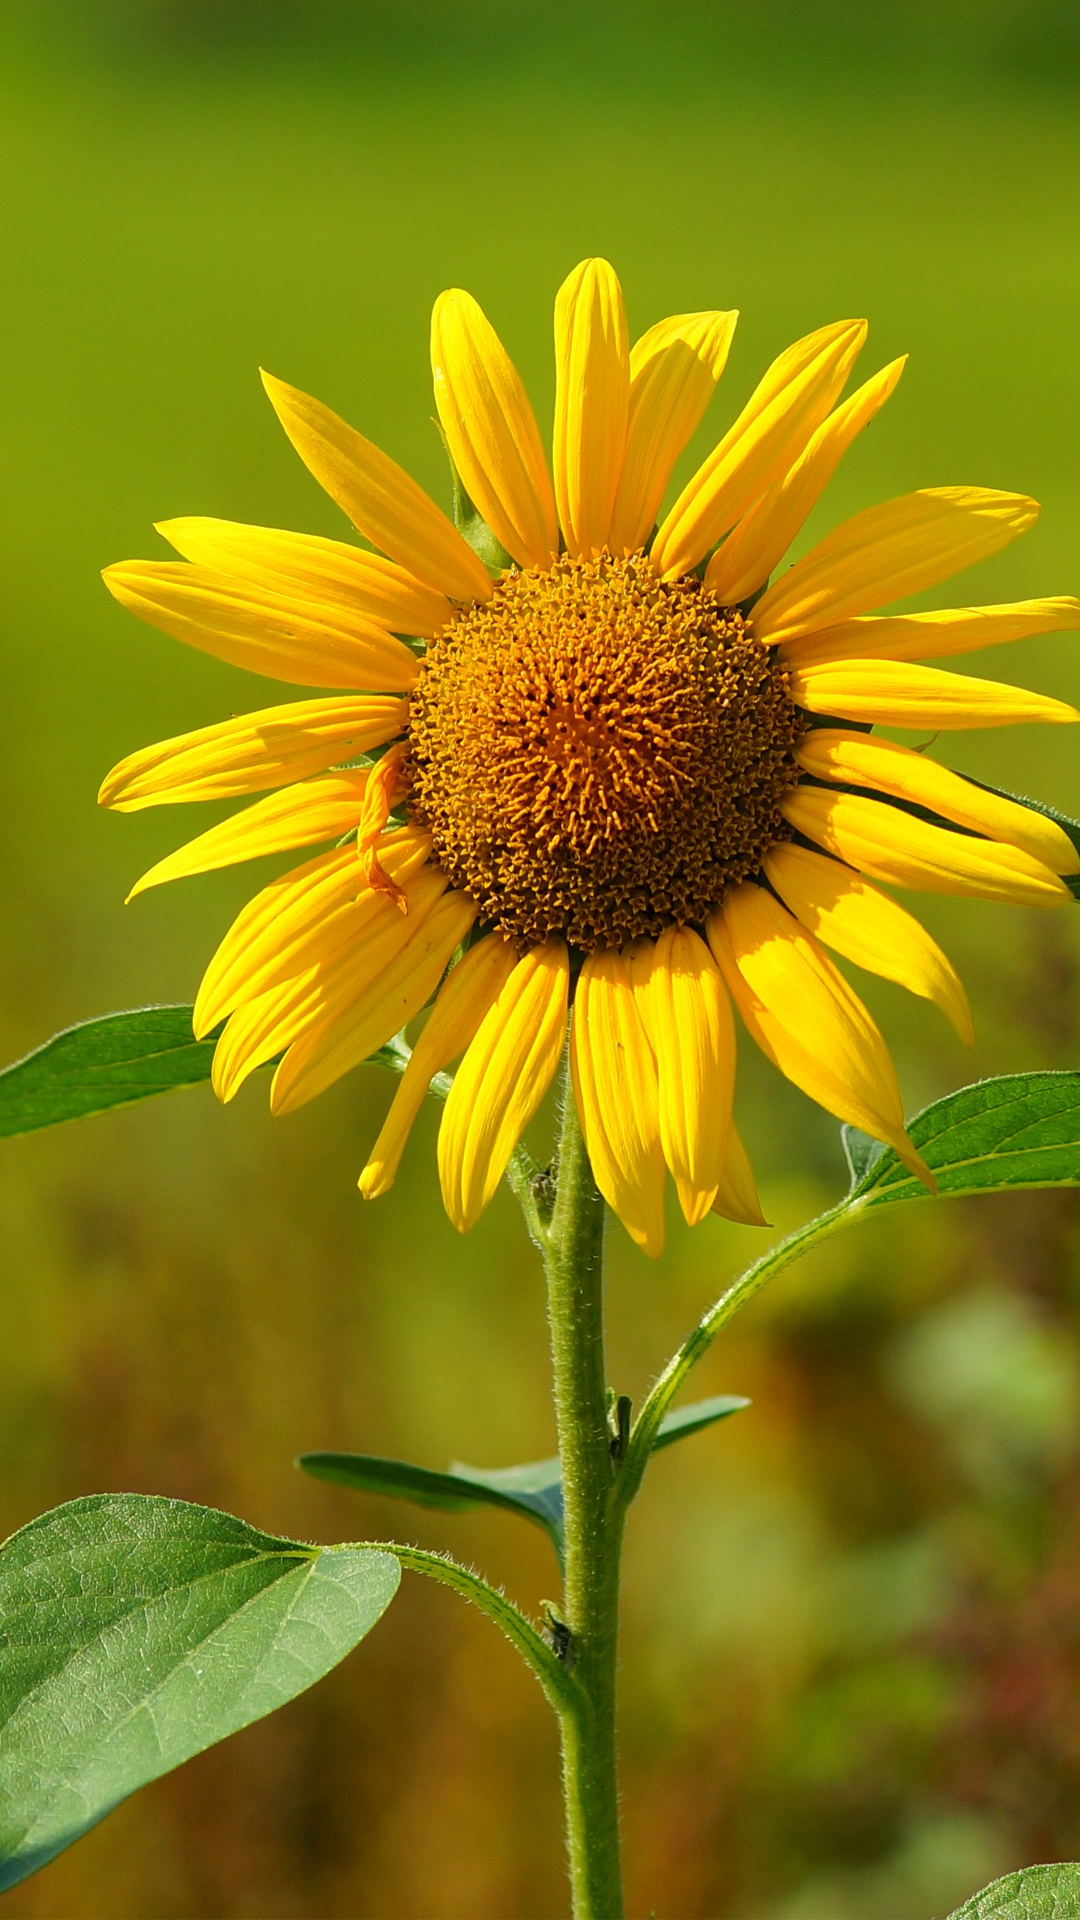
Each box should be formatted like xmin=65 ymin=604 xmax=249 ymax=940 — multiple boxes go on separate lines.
xmin=543 ymin=1071 xmax=625 ymax=1920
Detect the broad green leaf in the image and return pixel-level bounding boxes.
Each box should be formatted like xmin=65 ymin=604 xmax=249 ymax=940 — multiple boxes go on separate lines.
xmin=0 ymin=1494 xmax=399 ymax=1890
xmin=843 ymin=1072 xmax=1080 ymax=1209
xmin=946 ymin=1862 xmax=1080 ymax=1919
xmin=298 ymin=1451 xmax=565 ymax=1553
xmin=653 ymin=1394 xmax=750 ymax=1448
xmin=0 ymin=1007 xmax=410 ymax=1138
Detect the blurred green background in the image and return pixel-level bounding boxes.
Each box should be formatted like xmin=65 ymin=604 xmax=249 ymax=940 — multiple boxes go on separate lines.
xmin=3 ymin=2 xmax=1080 ymax=1914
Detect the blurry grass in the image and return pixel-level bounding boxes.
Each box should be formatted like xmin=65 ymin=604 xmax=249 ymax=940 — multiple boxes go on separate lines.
xmin=2 ymin=5 xmax=1080 ymax=1916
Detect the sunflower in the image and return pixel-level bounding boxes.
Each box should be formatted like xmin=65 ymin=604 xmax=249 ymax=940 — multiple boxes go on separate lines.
xmin=100 ymin=259 xmax=1080 ymax=1257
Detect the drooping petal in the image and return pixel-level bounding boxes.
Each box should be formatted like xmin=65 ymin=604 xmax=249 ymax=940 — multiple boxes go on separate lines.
xmin=359 ymin=933 xmax=519 ymax=1200
xmin=570 ymin=947 xmax=667 ymax=1257
xmin=788 ymin=657 xmax=1079 ymax=729
xmin=762 ymin=841 xmax=974 ymax=1042
xmin=644 ymin=925 xmax=735 ymax=1225
xmin=269 ymin=887 xmax=477 ymax=1115
xmin=607 ymin=309 xmax=738 ymax=556
xmin=712 ymin=1120 xmax=769 ymax=1228
xmin=796 ymin=728 xmax=1080 ymax=873
xmin=194 ymin=828 xmax=433 ymax=1036
xmin=652 ymin=319 xmax=867 ymax=581
xmin=430 ymin=288 xmax=558 ymax=570
xmin=779 ymin=596 xmax=1080 ymax=668
xmin=705 ymin=357 xmax=905 ymax=604
xmin=210 ymin=859 xmax=449 ymax=1100
xmin=157 ymin=518 xmax=452 ymax=637
xmin=552 ymin=259 xmax=630 ymax=558
xmin=753 ymin=487 xmax=1039 ymax=645
xmin=126 ymin=769 xmax=372 ymax=899
xmin=98 ymin=695 xmax=407 ymax=810
xmin=707 ymin=887 xmax=931 ymax=1185
xmin=438 ymin=942 xmax=570 ymax=1232
xmin=261 ymin=371 xmax=492 ymax=604
xmin=783 ymin=786 xmax=1071 ymax=906
xmin=102 ymin=562 xmax=419 ymax=692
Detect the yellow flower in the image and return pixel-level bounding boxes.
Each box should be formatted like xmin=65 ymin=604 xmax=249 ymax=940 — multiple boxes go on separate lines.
xmin=100 ymin=259 xmax=1080 ymax=1257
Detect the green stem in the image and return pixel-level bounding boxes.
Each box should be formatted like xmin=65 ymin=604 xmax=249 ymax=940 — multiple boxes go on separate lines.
xmin=621 ymin=1197 xmax=853 ymax=1506
xmin=543 ymin=1070 xmax=625 ymax=1920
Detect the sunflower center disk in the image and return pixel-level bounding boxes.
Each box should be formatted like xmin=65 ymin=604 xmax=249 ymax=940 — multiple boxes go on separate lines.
xmin=405 ymin=552 xmax=804 ymax=951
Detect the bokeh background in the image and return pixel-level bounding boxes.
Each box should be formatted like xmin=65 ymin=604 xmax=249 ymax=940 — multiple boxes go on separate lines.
xmin=3 ymin=2 xmax=1080 ymax=1914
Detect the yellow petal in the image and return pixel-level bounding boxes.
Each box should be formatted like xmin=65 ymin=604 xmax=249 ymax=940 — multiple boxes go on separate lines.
xmin=707 ymin=887 xmax=931 ymax=1186
xmin=270 ymin=887 xmax=477 ymax=1115
xmin=762 ymin=841 xmax=974 ymax=1043
xmin=98 ymin=695 xmax=407 ymax=811
xmin=645 ymin=925 xmax=735 ymax=1225
xmin=607 ymin=309 xmax=738 ymax=556
xmin=127 ymin=769 xmax=372 ymax=900
xmin=157 ymin=518 xmax=452 ymax=637
xmin=103 ymin=562 xmax=419 ymax=692
xmin=712 ymin=1120 xmax=769 ymax=1228
xmin=788 ymin=657 xmax=1079 ymax=729
xmin=796 ymin=728 xmax=1080 ymax=874
xmin=210 ymin=859 xmax=449 ymax=1102
xmin=359 ymin=933 xmax=519 ymax=1200
xmin=194 ymin=829 xmax=433 ymax=1036
xmin=753 ymin=487 xmax=1039 ymax=645
xmin=431 ymin=289 xmax=558 ymax=570
xmin=652 ymin=319 xmax=867 ymax=580
xmin=783 ymin=786 xmax=1071 ymax=906
xmin=779 ymin=596 xmax=1080 ymax=668
xmin=570 ymin=947 xmax=667 ymax=1258
xmin=705 ymin=357 xmax=905 ymax=604
xmin=261 ymin=370 xmax=492 ymax=604
xmin=438 ymin=942 xmax=570 ymax=1232
xmin=552 ymin=259 xmax=630 ymax=558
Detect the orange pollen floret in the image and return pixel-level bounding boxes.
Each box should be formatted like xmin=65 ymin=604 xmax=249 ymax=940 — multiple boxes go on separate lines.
xmin=405 ymin=551 xmax=804 ymax=951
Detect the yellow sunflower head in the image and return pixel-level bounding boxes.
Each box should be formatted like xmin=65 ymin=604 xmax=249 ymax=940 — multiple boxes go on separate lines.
xmin=100 ymin=258 xmax=1080 ymax=1257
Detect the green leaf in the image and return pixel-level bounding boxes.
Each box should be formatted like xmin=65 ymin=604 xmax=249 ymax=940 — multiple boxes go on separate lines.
xmin=653 ymin=1394 xmax=750 ymax=1448
xmin=440 ymin=431 xmax=514 ymax=574
xmin=0 ymin=1494 xmax=400 ymax=1889
xmin=300 ymin=1401 xmax=748 ymax=1558
xmin=945 ymin=1862 xmax=1080 ymax=1919
xmin=842 ymin=1123 xmax=888 ymax=1187
xmin=297 ymin=1451 xmax=565 ymax=1554
xmin=0 ymin=1007 xmax=411 ymax=1139
xmin=844 ymin=1072 xmax=1080 ymax=1210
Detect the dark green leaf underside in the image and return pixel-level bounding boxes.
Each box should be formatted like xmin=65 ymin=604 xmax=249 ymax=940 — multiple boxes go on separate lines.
xmin=0 ymin=1006 xmax=409 ymax=1138
xmin=844 ymin=1072 xmax=1080 ymax=1209
xmin=0 ymin=1494 xmax=399 ymax=1891
xmin=946 ymin=1862 xmax=1080 ymax=1919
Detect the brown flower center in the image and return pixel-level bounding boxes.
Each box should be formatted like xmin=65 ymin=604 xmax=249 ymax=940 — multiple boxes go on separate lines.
xmin=405 ymin=551 xmax=804 ymax=951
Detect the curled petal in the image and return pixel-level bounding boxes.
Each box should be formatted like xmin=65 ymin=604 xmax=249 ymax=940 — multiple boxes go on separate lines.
xmin=571 ymin=947 xmax=666 ymax=1257
xmin=431 ymin=288 xmax=558 ymax=569
xmin=783 ymin=786 xmax=1071 ymax=906
xmin=707 ymin=885 xmax=932 ymax=1187
xmin=553 ymin=259 xmax=630 ymax=558
xmin=796 ymin=728 xmax=1080 ymax=874
xmin=652 ymin=319 xmax=866 ymax=580
xmin=705 ymin=356 xmax=905 ymax=604
xmin=261 ymin=371 xmax=492 ymax=604
xmin=608 ymin=309 xmax=738 ymax=555
xmin=645 ymin=926 xmax=735 ymax=1225
xmin=438 ymin=942 xmax=570 ymax=1232
xmin=102 ymin=562 xmax=419 ymax=692
xmin=762 ymin=841 xmax=974 ymax=1043
xmin=789 ymin=657 xmax=1078 ymax=729
xmin=753 ymin=486 xmax=1039 ymax=645
xmin=360 ymin=934 xmax=519 ymax=1200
